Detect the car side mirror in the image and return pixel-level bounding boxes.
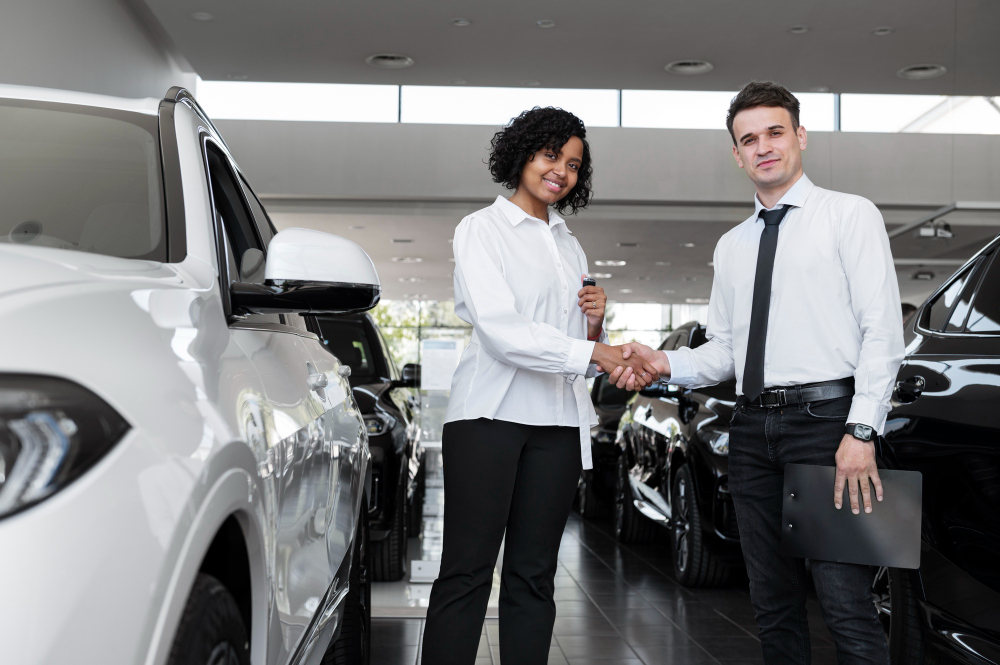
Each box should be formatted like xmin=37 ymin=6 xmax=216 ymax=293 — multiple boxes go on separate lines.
xmin=639 ymin=382 xmax=676 ymax=398
xmin=393 ymin=363 xmax=421 ymax=389
xmin=230 ymin=228 xmax=381 ymax=316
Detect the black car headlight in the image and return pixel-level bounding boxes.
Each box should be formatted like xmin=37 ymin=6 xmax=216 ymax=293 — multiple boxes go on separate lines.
xmin=363 ymin=413 xmax=394 ymax=436
xmin=708 ymin=431 xmax=730 ymax=456
xmin=0 ymin=375 xmax=129 ymax=519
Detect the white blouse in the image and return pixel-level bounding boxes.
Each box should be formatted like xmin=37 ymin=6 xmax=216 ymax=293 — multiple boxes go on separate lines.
xmin=445 ymin=196 xmax=608 ymax=469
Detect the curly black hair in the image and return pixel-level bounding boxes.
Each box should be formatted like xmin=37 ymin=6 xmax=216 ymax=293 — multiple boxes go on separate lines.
xmin=487 ymin=107 xmax=593 ymax=215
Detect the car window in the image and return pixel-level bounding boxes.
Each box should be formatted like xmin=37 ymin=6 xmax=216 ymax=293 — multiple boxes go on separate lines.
xmin=966 ymin=251 xmax=1000 ymax=333
xmin=315 ymin=318 xmax=378 ymax=383
xmin=206 ymin=144 xmax=265 ymax=284
xmin=923 ymin=261 xmax=979 ymax=332
xmin=376 ymin=327 xmax=401 ymax=381
xmin=0 ymin=101 xmax=165 ymax=260
xmin=659 ymin=330 xmax=684 ymax=351
xmin=239 ymin=174 xmax=275 ymax=248
xmin=945 ymin=252 xmax=992 ymax=332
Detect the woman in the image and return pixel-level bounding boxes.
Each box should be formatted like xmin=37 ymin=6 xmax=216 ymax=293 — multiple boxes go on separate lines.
xmin=421 ymin=107 xmax=658 ymax=664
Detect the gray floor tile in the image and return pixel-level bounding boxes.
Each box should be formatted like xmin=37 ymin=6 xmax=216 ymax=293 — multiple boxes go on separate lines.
xmin=555 ymin=635 xmax=638 ymax=660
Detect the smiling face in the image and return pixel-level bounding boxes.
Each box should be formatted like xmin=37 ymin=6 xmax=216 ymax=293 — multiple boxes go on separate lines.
xmin=517 ymin=136 xmax=584 ymax=209
xmin=731 ymin=105 xmax=807 ymax=196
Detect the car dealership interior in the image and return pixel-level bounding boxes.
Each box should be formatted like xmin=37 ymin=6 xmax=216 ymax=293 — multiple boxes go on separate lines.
xmin=2 ymin=1 xmax=1000 ymax=664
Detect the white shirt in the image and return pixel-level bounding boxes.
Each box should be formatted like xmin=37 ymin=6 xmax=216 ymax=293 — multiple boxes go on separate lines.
xmin=446 ymin=196 xmax=608 ymax=469
xmin=665 ymin=174 xmax=904 ymax=433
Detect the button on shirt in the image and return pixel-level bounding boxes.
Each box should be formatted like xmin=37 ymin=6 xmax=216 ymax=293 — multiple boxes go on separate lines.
xmin=446 ymin=196 xmax=607 ymax=469
xmin=665 ymin=175 xmax=904 ymax=432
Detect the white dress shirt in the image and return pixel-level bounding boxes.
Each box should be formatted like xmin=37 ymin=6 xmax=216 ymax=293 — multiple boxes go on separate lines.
xmin=665 ymin=174 xmax=904 ymax=433
xmin=446 ymin=195 xmax=608 ymax=469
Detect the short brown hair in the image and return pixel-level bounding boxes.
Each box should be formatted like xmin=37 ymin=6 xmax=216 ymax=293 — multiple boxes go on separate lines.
xmin=726 ymin=81 xmax=800 ymax=145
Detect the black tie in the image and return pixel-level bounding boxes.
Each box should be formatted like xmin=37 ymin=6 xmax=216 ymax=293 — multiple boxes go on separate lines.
xmin=742 ymin=204 xmax=792 ymax=401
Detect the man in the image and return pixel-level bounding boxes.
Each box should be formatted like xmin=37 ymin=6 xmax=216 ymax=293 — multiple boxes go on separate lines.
xmin=607 ymin=81 xmax=903 ymax=664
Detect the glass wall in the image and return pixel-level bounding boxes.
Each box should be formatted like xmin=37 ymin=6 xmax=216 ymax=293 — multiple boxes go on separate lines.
xmin=198 ymin=79 xmax=1000 ymax=135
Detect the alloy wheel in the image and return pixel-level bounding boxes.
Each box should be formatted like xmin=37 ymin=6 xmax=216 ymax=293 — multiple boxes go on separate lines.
xmin=673 ymin=477 xmax=691 ymax=573
xmin=206 ymin=643 xmax=241 ymax=665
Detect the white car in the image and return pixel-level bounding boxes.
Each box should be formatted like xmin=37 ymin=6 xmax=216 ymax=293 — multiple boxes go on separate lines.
xmin=0 ymin=85 xmax=378 ymax=665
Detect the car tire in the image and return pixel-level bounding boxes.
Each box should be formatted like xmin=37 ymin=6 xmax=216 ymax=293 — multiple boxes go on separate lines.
xmin=614 ymin=454 xmax=658 ymax=543
xmin=407 ymin=460 xmax=425 ymax=536
xmin=578 ymin=470 xmax=604 ymax=519
xmin=670 ymin=464 xmax=731 ymax=587
xmin=871 ymin=566 xmax=926 ymax=664
xmin=372 ymin=474 xmax=407 ymax=581
xmin=324 ymin=499 xmax=371 ymax=665
xmin=167 ymin=573 xmax=250 ymax=665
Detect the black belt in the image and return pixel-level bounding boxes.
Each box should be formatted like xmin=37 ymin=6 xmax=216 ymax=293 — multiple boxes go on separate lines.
xmin=743 ymin=378 xmax=854 ymax=408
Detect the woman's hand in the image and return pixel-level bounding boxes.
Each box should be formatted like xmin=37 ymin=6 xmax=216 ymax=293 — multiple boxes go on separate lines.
xmin=578 ymin=280 xmax=607 ymax=338
xmin=591 ymin=343 xmax=658 ymax=389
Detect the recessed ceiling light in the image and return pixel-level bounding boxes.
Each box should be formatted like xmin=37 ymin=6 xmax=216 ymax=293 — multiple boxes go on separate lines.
xmin=620 ymin=289 xmax=633 ymax=294
xmin=536 ymin=19 xmax=556 ymax=28
xmin=365 ymin=54 xmax=415 ymax=69
xmin=788 ymin=25 xmax=809 ymax=34
xmin=399 ymin=277 xmax=425 ymax=283
xmin=872 ymin=26 xmax=894 ymax=36
xmin=635 ymin=276 xmax=651 ymax=281
xmin=811 ymin=86 xmax=830 ymax=93
xmin=665 ymin=60 xmax=714 ymax=76
xmin=392 ymin=238 xmax=413 ymax=243
xmin=191 ymin=12 xmax=214 ymax=21
xmin=449 ymin=78 xmax=467 ymax=86
xmin=682 ymin=276 xmax=697 ymax=282
xmin=349 ymin=225 xmax=365 ymax=230
xmin=686 ymin=297 xmax=710 ymax=304
xmin=617 ymin=242 xmax=638 ymax=248
xmin=588 ymin=273 xmax=613 ymax=280
xmin=521 ymin=80 xmax=541 ymax=87
xmin=392 ymin=256 xmax=423 ymax=263
xmin=655 ymin=261 xmax=671 ymax=266
xmin=912 ymin=270 xmax=935 ymax=281
xmin=595 ymin=260 xmax=626 ymax=267
xmin=662 ymin=289 xmax=676 ymax=294
xmin=897 ymin=64 xmax=947 ymax=80
xmin=451 ymin=18 xmax=472 ymax=27
xmin=680 ymin=242 xmax=696 ymax=248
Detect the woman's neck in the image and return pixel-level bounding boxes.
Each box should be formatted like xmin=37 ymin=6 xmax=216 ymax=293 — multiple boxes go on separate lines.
xmin=508 ymin=188 xmax=550 ymax=224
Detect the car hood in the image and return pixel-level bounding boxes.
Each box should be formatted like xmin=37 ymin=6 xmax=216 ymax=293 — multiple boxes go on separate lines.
xmin=351 ymin=380 xmax=391 ymax=413
xmin=0 ymin=245 xmax=178 ymax=302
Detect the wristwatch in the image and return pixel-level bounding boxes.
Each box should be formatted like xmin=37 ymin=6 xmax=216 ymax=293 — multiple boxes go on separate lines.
xmin=845 ymin=422 xmax=874 ymax=442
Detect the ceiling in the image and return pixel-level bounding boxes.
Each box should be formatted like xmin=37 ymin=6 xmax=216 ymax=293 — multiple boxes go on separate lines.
xmin=265 ymin=199 xmax=1000 ymax=305
xmin=141 ymin=0 xmax=1000 ymax=95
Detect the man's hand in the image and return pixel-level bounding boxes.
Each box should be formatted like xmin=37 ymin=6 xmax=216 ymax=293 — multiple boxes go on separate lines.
xmin=591 ymin=343 xmax=659 ymax=389
xmin=599 ymin=342 xmax=670 ymax=391
xmin=834 ymin=434 xmax=884 ymax=514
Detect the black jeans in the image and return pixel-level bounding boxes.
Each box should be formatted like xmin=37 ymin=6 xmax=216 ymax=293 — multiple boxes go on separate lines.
xmin=728 ymin=396 xmax=889 ymax=665
xmin=422 ymin=419 xmax=582 ymax=665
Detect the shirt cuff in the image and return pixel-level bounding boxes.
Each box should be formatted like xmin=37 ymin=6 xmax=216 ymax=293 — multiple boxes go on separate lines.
xmin=847 ymin=396 xmax=888 ymax=434
xmin=663 ymin=349 xmax=693 ymax=385
xmin=564 ymin=339 xmax=596 ymax=377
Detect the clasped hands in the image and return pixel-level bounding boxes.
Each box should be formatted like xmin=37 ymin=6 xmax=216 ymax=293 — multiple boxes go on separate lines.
xmin=592 ymin=341 xmax=669 ymax=391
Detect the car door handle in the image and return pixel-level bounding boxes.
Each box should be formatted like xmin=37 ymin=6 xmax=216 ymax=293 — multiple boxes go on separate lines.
xmin=307 ymin=372 xmax=329 ymax=390
xmin=894 ymin=375 xmax=925 ymax=403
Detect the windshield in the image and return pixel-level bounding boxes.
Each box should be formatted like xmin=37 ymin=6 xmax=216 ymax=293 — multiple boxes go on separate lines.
xmin=0 ymin=100 xmax=165 ymax=260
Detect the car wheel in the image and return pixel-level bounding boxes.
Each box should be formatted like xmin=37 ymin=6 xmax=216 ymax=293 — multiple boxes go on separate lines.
xmin=324 ymin=497 xmax=371 ymax=665
xmin=670 ymin=464 xmax=731 ymax=587
xmin=614 ymin=454 xmax=658 ymax=543
xmin=407 ymin=461 xmax=425 ymax=536
xmin=871 ymin=566 xmax=926 ymax=664
xmin=578 ymin=470 xmax=604 ymax=519
xmin=167 ymin=573 xmax=250 ymax=665
xmin=372 ymin=474 xmax=407 ymax=581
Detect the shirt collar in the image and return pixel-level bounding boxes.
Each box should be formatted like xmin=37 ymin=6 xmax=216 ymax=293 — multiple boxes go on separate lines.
xmin=753 ymin=173 xmax=814 ymax=217
xmin=493 ymin=195 xmax=569 ymax=232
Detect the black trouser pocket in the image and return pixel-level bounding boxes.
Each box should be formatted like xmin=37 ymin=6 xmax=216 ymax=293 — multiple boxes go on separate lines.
xmin=803 ymin=395 xmax=852 ymax=420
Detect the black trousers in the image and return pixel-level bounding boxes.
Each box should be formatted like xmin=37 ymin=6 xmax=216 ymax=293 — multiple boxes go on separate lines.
xmin=728 ymin=396 xmax=890 ymax=665
xmin=421 ymin=419 xmax=583 ymax=665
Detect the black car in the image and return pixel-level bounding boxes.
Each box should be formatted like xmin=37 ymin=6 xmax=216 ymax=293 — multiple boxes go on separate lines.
xmin=310 ymin=313 xmax=423 ymax=582
xmin=875 ymin=233 xmax=1000 ymax=665
xmin=615 ymin=321 xmax=743 ymax=587
xmin=577 ymin=374 xmax=633 ymax=518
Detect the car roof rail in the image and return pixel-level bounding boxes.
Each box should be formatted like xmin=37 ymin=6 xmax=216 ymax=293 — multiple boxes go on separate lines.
xmin=163 ymin=86 xmax=232 ymax=153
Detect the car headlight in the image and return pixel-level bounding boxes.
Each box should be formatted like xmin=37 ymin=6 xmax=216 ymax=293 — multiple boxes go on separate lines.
xmin=0 ymin=375 xmax=129 ymax=519
xmin=591 ymin=428 xmax=616 ymax=444
xmin=708 ymin=431 xmax=729 ymax=456
xmin=363 ymin=413 xmax=394 ymax=436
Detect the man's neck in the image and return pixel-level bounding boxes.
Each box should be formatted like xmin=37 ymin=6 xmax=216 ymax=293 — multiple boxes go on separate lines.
xmin=756 ymin=170 xmax=804 ymax=209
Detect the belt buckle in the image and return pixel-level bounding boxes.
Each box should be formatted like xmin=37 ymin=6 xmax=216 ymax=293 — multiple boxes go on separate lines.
xmin=762 ymin=389 xmax=787 ymax=408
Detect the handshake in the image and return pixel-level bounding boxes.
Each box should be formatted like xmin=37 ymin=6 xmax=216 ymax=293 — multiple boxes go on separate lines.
xmin=590 ymin=342 xmax=671 ymax=391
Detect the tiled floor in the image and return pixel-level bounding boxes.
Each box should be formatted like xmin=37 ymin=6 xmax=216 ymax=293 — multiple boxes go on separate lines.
xmin=371 ymin=448 xmax=839 ymax=664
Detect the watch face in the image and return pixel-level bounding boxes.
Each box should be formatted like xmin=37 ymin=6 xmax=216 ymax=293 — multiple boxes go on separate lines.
xmin=856 ymin=425 xmax=873 ymax=440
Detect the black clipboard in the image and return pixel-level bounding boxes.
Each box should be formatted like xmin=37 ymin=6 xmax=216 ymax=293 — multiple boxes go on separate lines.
xmin=780 ymin=464 xmax=922 ymax=569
